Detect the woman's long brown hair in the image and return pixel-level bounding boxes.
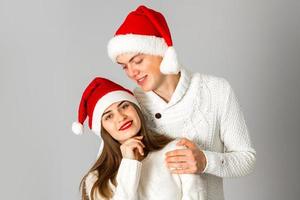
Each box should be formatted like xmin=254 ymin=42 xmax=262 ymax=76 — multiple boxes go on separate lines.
xmin=79 ymin=103 xmax=174 ymax=200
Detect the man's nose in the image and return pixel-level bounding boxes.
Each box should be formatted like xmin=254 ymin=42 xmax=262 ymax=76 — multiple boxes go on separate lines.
xmin=127 ymin=64 xmax=139 ymax=78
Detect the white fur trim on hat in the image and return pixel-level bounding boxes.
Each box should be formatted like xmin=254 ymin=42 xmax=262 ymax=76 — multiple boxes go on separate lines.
xmin=107 ymin=34 xmax=168 ymax=62
xmin=72 ymin=122 xmax=84 ymax=135
xmin=160 ymin=47 xmax=180 ymax=74
xmin=91 ymin=90 xmax=140 ymax=136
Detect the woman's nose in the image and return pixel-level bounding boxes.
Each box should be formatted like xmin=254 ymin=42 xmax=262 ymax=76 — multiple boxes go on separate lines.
xmin=116 ymin=111 xmax=127 ymax=123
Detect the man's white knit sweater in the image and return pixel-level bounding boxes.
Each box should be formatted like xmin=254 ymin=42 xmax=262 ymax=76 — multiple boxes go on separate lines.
xmin=133 ymin=68 xmax=256 ymax=200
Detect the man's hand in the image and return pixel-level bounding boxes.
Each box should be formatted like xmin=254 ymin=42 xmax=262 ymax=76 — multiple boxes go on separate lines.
xmin=165 ymin=138 xmax=207 ymax=174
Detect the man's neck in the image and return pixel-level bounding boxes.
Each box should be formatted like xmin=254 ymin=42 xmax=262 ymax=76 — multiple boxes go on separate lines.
xmin=153 ymin=73 xmax=181 ymax=103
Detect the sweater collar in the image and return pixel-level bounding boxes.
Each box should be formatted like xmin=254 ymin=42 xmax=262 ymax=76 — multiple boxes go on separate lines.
xmin=147 ymin=68 xmax=191 ymax=109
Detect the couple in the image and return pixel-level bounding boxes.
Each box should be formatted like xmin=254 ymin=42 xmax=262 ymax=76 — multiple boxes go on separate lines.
xmin=72 ymin=5 xmax=256 ymax=200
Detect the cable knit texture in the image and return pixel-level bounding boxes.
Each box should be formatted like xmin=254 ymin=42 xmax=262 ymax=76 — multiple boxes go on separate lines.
xmin=133 ymin=68 xmax=256 ymax=200
xmin=85 ymin=140 xmax=207 ymax=200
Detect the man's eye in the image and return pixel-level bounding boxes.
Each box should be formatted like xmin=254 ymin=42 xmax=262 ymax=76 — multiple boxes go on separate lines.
xmin=122 ymin=65 xmax=127 ymax=70
xmin=134 ymin=59 xmax=143 ymax=64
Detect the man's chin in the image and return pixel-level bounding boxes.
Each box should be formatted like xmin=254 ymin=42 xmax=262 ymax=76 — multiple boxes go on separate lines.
xmin=138 ymin=84 xmax=152 ymax=92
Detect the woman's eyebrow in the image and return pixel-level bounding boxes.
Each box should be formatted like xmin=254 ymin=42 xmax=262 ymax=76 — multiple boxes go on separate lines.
xmin=102 ymin=110 xmax=112 ymax=116
xmin=102 ymin=101 xmax=126 ymax=116
xmin=117 ymin=101 xmax=126 ymax=108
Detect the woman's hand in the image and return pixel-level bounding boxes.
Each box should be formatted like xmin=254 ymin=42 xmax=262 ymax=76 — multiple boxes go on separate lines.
xmin=120 ymin=136 xmax=145 ymax=160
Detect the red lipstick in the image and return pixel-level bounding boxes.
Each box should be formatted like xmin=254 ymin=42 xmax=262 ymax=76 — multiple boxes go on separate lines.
xmin=119 ymin=120 xmax=133 ymax=131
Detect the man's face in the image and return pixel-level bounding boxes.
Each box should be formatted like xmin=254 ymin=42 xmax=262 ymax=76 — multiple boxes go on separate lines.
xmin=116 ymin=53 xmax=166 ymax=92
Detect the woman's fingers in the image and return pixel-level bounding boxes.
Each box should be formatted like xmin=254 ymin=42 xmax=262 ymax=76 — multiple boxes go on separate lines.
xmin=120 ymin=136 xmax=145 ymax=159
xmin=127 ymin=140 xmax=145 ymax=155
xmin=132 ymin=136 xmax=145 ymax=147
xmin=134 ymin=143 xmax=144 ymax=156
xmin=134 ymin=135 xmax=143 ymax=140
xmin=124 ymin=137 xmax=145 ymax=148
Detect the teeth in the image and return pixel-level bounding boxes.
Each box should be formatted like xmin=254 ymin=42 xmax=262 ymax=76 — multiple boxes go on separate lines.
xmin=137 ymin=76 xmax=146 ymax=82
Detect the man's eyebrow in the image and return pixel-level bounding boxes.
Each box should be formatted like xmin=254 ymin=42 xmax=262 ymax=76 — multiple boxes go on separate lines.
xmin=117 ymin=54 xmax=141 ymax=65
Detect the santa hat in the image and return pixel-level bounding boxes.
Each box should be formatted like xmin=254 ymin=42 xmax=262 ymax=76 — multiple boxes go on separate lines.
xmin=108 ymin=5 xmax=180 ymax=75
xmin=72 ymin=77 xmax=139 ymax=137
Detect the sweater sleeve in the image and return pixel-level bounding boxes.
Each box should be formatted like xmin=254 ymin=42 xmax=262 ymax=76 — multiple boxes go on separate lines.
xmin=175 ymin=173 xmax=207 ymax=200
xmin=170 ymin=141 xmax=207 ymax=200
xmin=202 ymin=79 xmax=256 ymax=178
xmin=85 ymin=158 xmax=142 ymax=200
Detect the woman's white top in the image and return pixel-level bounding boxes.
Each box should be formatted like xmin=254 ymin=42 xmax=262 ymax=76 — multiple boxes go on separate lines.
xmin=85 ymin=139 xmax=206 ymax=200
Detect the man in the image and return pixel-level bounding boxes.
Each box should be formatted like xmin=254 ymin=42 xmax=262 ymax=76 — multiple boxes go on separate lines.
xmin=107 ymin=5 xmax=256 ymax=200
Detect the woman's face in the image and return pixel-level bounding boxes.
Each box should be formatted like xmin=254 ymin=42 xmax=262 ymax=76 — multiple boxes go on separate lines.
xmin=101 ymin=101 xmax=141 ymax=144
xmin=116 ymin=53 xmax=166 ymax=92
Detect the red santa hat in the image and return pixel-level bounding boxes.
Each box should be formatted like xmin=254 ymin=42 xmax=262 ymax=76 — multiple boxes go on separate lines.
xmin=107 ymin=5 xmax=180 ymax=75
xmin=72 ymin=77 xmax=139 ymax=137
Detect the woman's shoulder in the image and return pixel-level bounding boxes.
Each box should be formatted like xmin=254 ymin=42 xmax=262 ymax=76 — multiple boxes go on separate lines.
xmin=162 ymin=138 xmax=188 ymax=153
xmin=85 ymin=170 xmax=114 ymax=199
xmin=86 ymin=170 xmax=98 ymax=183
xmin=145 ymin=139 xmax=186 ymax=159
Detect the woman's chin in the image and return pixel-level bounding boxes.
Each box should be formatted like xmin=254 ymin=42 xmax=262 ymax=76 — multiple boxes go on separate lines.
xmin=121 ymin=131 xmax=140 ymax=141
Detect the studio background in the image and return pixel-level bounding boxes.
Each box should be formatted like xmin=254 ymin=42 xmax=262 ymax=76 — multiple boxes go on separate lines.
xmin=1 ymin=0 xmax=299 ymax=199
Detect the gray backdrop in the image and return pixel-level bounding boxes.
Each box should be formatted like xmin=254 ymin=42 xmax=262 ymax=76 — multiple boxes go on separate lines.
xmin=1 ymin=0 xmax=299 ymax=199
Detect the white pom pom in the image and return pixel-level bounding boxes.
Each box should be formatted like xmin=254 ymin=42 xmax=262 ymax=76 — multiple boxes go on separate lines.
xmin=160 ymin=47 xmax=180 ymax=75
xmin=72 ymin=122 xmax=84 ymax=135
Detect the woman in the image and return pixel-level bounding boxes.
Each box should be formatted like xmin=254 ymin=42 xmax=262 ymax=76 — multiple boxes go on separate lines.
xmin=72 ymin=77 xmax=205 ymax=200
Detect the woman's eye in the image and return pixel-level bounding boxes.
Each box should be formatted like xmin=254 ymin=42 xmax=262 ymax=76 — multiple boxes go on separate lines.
xmin=122 ymin=103 xmax=129 ymax=109
xmin=122 ymin=65 xmax=127 ymax=70
xmin=105 ymin=114 xmax=113 ymax=120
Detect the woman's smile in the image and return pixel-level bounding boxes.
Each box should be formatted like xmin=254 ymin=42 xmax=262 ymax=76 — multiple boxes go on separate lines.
xmin=119 ymin=120 xmax=133 ymax=131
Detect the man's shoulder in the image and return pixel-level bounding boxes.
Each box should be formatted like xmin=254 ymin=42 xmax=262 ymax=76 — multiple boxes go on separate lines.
xmin=182 ymin=71 xmax=231 ymax=99
xmin=191 ymin=72 xmax=229 ymax=88
xmin=188 ymin=72 xmax=235 ymax=106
